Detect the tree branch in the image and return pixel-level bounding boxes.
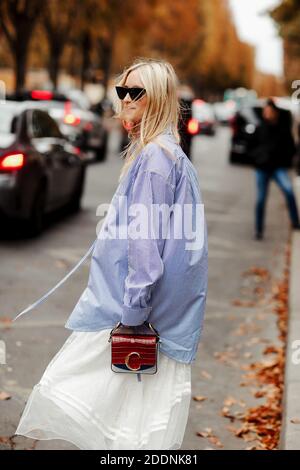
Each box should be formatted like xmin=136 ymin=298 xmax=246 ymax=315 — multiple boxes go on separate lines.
xmin=0 ymin=15 xmax=15 ymax=47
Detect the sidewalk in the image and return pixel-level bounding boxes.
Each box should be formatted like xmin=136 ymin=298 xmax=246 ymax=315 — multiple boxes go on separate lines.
xmin=280 ymin=176 xmax=300 ymax=449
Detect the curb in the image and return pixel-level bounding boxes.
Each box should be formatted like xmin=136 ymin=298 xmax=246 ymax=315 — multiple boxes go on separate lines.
xmin=280 ymin=175 xmax=300 ymax=449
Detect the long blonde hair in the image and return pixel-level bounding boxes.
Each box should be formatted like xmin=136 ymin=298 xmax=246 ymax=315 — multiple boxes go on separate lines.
xmin=113 ymin=58 xmax=181 ymax=182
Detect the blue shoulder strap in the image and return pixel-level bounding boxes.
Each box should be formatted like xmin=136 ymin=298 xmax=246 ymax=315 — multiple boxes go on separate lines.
xmin=13 ymin=239 xmax=97 ymax=322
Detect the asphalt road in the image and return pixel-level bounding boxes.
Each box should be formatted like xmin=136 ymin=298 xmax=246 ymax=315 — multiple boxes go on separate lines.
xmin=0 ymin=126 xmax=291 ymax=450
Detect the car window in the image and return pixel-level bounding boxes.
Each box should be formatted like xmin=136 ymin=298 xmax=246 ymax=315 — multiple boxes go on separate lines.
xmin=192 ymin=103 xmax=214 ymax=121
xmin=239 ymin=107 xmax=261 ymax=125
xmin=0 ymin=107 xmax=19 ymax=134
xmin=31 ymin=110 xmax=62 ymax=138
xmin=253 ymin=107 xmax=263 ymax=120
xmin=39 ymin=101 xmax=65 ymax=110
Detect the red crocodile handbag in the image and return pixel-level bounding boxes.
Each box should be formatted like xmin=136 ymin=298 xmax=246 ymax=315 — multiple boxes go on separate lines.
xmin=108 ymin=321 xmax=160 ymax=374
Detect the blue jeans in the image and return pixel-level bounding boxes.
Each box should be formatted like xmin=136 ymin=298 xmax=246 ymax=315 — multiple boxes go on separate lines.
xmin=255 ymin=168 xmax=300 ymax=234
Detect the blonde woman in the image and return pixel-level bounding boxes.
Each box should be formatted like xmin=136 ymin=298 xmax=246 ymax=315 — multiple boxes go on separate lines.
xmin=15 ymin=58 xmax=208 ymax=450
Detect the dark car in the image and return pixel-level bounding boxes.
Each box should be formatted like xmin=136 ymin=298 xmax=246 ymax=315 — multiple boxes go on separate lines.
xmin=213 ymin=100 xmax=237 ymax=125
xmin=229 ymin=102 xmax=295 ymax=165
xmin=229 ymin=105 xmax=263 ymax=164
xmin=0 ymin=102 xmax=86 ymax=236
xmin=90 ymin=96 xmax=115 ymax=119
xmin=178 ymin=97 xmax=193 ymax=159
xmin=190 ymin=99 xmax=216 ymax=137
xmin=5 ymin=90 xmax=108 ymax=162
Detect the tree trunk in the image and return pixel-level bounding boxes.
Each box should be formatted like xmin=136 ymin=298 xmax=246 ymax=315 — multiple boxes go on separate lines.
xmin=80 ymin=32 xmax=91 ymax=91
xmin=13 ymin=35 xmax=29 ymax=92
xmin=48 ymin=42 xmax=63 ymax=91
xmin=98 ymin=31 xmax=115 ymax=99
xmin=13 ymin=52 xmax=26 ymax=92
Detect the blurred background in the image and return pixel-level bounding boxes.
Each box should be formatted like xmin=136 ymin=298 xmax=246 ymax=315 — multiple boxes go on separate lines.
xmin=0 ymin=0 xmax=300 ymax=236
xmin=0 ymin=0 xmax=296 ymax=98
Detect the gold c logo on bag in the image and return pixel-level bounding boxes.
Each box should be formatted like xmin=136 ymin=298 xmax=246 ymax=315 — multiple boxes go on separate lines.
xmin=125 ymin=352 xmax=141 ymax=371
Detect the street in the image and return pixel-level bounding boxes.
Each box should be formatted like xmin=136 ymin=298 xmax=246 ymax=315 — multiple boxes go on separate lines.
xmin=0 ymin=126 xmax=291 ymax=450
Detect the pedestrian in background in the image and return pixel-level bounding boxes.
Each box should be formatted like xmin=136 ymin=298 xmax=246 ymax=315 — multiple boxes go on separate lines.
xmin=251 ymin=98 xmax=300 ymax=240
xmin=15 ymin=58 xmax=208 ymax=450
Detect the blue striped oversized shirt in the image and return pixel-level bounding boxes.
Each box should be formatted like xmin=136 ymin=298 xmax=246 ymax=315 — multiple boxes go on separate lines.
xmin=65 ymin=127 xmax=208 ymax=364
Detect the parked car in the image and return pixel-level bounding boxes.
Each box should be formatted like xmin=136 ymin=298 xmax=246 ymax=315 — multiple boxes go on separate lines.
xmin=178 ymin=96 xmax=193 ymax=159
xmin=213 ymin=100 xmax=237 ymax=125
xmin=5 ymin=90 xmax=108 ymax=161
xmin=91 ymin=96 xmax=115 ymax=119
xmin=190 ymin=99 xmax=217 ymax=136
xmin=229 ymin=100 xmax=296 ymax=165
xmin=0 ymin=102 xmax=86 ymax=236
xmin=229 ymin=105 xmax=262 ymax=164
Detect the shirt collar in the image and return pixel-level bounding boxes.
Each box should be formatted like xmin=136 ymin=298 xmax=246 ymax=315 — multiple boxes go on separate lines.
xmin=158 ymin=124 xmax=175 ymax=137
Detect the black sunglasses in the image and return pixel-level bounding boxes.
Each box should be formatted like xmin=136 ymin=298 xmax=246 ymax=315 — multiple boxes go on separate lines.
xmin=115 ymin=86 xmax=146 ymax=101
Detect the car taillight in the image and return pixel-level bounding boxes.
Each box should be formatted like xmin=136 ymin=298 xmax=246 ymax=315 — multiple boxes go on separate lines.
xmin=64 ymin=114 xmax=81 ymax=126
xmin=187 ymin=118 xmax=199 ymax=135
xmin=0 ymin=152 xmax=25 ymax=171
xmin=63 ymin=100 xmax=81 ymax=126
xmin=31 ymin=90 xmax=53 ymax=100
xmin=73 ymin=147 xmax=81 ymax=155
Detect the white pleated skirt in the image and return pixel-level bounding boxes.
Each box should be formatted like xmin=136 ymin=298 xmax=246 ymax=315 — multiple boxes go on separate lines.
xmin=15 ymin=328 xmax=192 ymax=450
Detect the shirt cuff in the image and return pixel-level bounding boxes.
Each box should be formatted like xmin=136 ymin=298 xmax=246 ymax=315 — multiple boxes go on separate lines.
xmin=121 ymin=305 xmax=152 ymax=326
